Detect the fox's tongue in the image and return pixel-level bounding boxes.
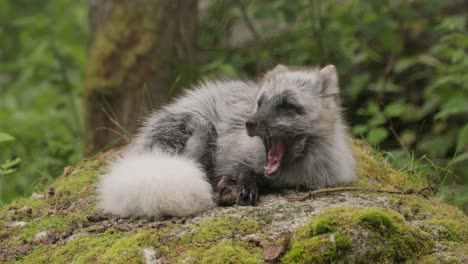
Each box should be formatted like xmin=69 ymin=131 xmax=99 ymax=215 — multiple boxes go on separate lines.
xmin=264 ymin=139 xmax=284 ymax=176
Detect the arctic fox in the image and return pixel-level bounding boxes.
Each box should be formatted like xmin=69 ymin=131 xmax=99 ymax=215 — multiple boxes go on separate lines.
xmin=98 ymin=65 xmax=356 ymax=218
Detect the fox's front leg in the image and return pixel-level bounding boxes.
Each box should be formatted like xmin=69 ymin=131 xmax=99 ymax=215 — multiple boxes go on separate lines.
xmin=213 ymin=176 xmax=239 ymax=206
xmin=213 ymin=171 xmax=266 ymax=206
xmin=236 ymin=171 xmax=260 ymax=206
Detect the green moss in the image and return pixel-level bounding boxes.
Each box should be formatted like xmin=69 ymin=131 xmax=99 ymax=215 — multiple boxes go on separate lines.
xmin=307 ymin=216 xmax=336 ymax=236
xmin=444 ymin=242 xmax=468 ymax=263
xmin=53 ymin=159 xmax=104 ymax=199
xmin=408 ymin=255 xmax=436 ymax=264
xmin=396 ymin=195 xmax=468 ymax=243
xmin=357 ymin=208 xmax=397 ymax=234
xmin=425 ymin=220 xmax=465 ymax=242
xmin=283 ymin=232 xmax=352 ymax=263
xmin=1 ymin=197 xmax=48 ymax=222
xmin=17 ymin=228 xmax=158 ymax=264
xmin=355 ymin=208 xmax=434 ymax=262
xmin=193 ymin=216 xmax=260 ymax=242
xmin=200 ymin=240 xmax=261 ymax=264
xmin=0 ymin=157 xmax=105 ymax=223
xmin=441 ymin=256 xmax=464 ymax=264
xmin=22 ymin=216 xmax=71 ymax=238
xmin=18 ymin=230 xmax=123 ymax=264
xmin=168 ymin=216 xmax=264 ymax=262
xmin=283 ymin=207 xmax=435 ymax=263
xmin=0 ymin=157 xmax=108 ymax=262
xmin=100 ymin=229 xmax=159 ymax=263
xmin=351 ymin=140 xmax=427 ymax=190
xmin=6 ymin=197 xmax=48 ymax=212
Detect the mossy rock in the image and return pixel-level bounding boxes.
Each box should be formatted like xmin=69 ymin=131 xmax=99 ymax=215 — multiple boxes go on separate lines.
xmin=1 ymin=141 xmax=467 ymax=263
xmin=283 ymin=207 xmax=435 ymax=263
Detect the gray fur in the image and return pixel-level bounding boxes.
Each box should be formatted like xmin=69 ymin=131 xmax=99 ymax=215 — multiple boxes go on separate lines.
xmin=131 ymin=65 xmax=356 ymax=195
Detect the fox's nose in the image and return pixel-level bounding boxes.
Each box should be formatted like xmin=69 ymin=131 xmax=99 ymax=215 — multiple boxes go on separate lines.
xmin=245 ymin=120 xmax=257 ymax=131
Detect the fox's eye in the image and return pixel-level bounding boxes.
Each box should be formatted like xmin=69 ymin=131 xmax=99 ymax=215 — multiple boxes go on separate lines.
xmin=257 ymin=96 xmax=265 ymax=108
xmin=278 ymin=101 xmax=304 ymax=115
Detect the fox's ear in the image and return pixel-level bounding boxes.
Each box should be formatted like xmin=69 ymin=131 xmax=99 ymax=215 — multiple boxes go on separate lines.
xmin=271 ymin=64 xmax=288 ymax=73
xmin=265 ymin=64 xmax=288 ymax=79
xmin=319 ymin=65 xmax=339 ymax=95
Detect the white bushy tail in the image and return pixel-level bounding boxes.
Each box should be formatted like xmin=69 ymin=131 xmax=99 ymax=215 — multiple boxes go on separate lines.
xmin=98 ymin=150 xmax=214 ymax=218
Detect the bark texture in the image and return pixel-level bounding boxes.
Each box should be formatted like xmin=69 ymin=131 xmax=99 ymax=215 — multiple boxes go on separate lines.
xmin=84 ymin=0 xmax=198 ymax=155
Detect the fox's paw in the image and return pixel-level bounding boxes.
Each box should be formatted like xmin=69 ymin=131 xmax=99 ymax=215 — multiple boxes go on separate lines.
xmin=213 ymin=176 xmax=239 ymax=206
xmin=236 ymin=184 xmax=259 ymax=206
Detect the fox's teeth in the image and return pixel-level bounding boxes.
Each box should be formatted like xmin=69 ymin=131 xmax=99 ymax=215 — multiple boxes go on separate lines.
xmin=264 ymin=137 xmax=271 ymax=150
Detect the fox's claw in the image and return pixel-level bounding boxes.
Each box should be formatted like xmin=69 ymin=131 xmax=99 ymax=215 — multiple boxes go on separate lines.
xmin=213 ymin=175 xmax=259 ymax=206
xmin=236 ymin=185 xmax=259 ymax=206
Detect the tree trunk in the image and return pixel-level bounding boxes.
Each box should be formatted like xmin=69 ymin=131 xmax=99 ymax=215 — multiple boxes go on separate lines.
xmin=84 ymin=0 xmax=198 ymax=155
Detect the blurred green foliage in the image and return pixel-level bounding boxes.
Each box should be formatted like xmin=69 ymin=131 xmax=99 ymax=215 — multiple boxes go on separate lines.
xmin=0 ymin=0 xmax=87 ymax=203
xmin=0 ymin=0 xmax=466 ymax=211
xmin=0 ymin=133 xmax=20 ymax=177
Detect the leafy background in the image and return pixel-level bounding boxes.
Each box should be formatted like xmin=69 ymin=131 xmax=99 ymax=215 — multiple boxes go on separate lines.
xmin=1 ymin=0 xmax=467 ymax=212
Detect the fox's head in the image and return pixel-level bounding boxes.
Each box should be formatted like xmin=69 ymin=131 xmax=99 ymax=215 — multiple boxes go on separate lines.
xmin=246 ymin=65 xmax=342 ymax=177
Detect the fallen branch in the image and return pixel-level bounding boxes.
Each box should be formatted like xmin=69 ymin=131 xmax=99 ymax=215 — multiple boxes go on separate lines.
xmin=292 ymin=186 xmax=431 ymax=202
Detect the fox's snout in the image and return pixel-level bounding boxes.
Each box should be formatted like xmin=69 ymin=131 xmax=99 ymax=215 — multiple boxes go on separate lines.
xmin=245 ymin=120 xmax=257 ymax=134
xmin=245 ymin=115 xmax=269 ymax=137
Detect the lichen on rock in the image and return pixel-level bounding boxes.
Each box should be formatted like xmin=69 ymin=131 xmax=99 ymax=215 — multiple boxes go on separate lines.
xmin=1 ymin=141 xmax=467 ymax=263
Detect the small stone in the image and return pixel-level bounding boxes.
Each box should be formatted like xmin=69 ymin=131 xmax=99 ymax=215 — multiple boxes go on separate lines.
xmin=242 ymin=234 xmax=263 ymax=246
xmin=9 ymin=221 xmax=27 ymax=227
xmin=57 ymin=229 xmax=73 ymax=240
xmin=48 ymin=187 xmax=55 ymax=197
xmin=19 ymin=206 xmax=32 ymax=215
xmin=87 ymin=214 xmax=109 ymax=222
xmin=143 ymin=248 xmax=157 ymax=264
xmin=71 ymin=221 xmax=79 ymax=230
xmin=78 ymin=185 xmax=92 ymax=196
xmin=34 ymin=231 xmax=49 ymax=242
xmin=66 ymin=233 xmax=84 ymax=242
xmin=87 ymin=224 xmax=110 ymax=233
xmin=62 ymin=165 xmax=74 ymax=176
xmin=115 ymin=224 xmax=131 ymax=232
xmin=13 ymin=243 xmax=32 ymax=254
xmin=329 ymin=233 xmax=336 ymax=248
xmin=30 ymin=193 xmax=45 ymax=199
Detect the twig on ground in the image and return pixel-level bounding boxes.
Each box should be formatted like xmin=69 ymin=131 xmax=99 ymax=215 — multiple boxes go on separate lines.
xmin=291 ymin=186 xmax=431 ymax=202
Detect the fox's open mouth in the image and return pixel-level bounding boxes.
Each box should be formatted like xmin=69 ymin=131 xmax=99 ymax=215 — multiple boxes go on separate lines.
xmin=263 ymin=137 xmax=285 ymax=177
